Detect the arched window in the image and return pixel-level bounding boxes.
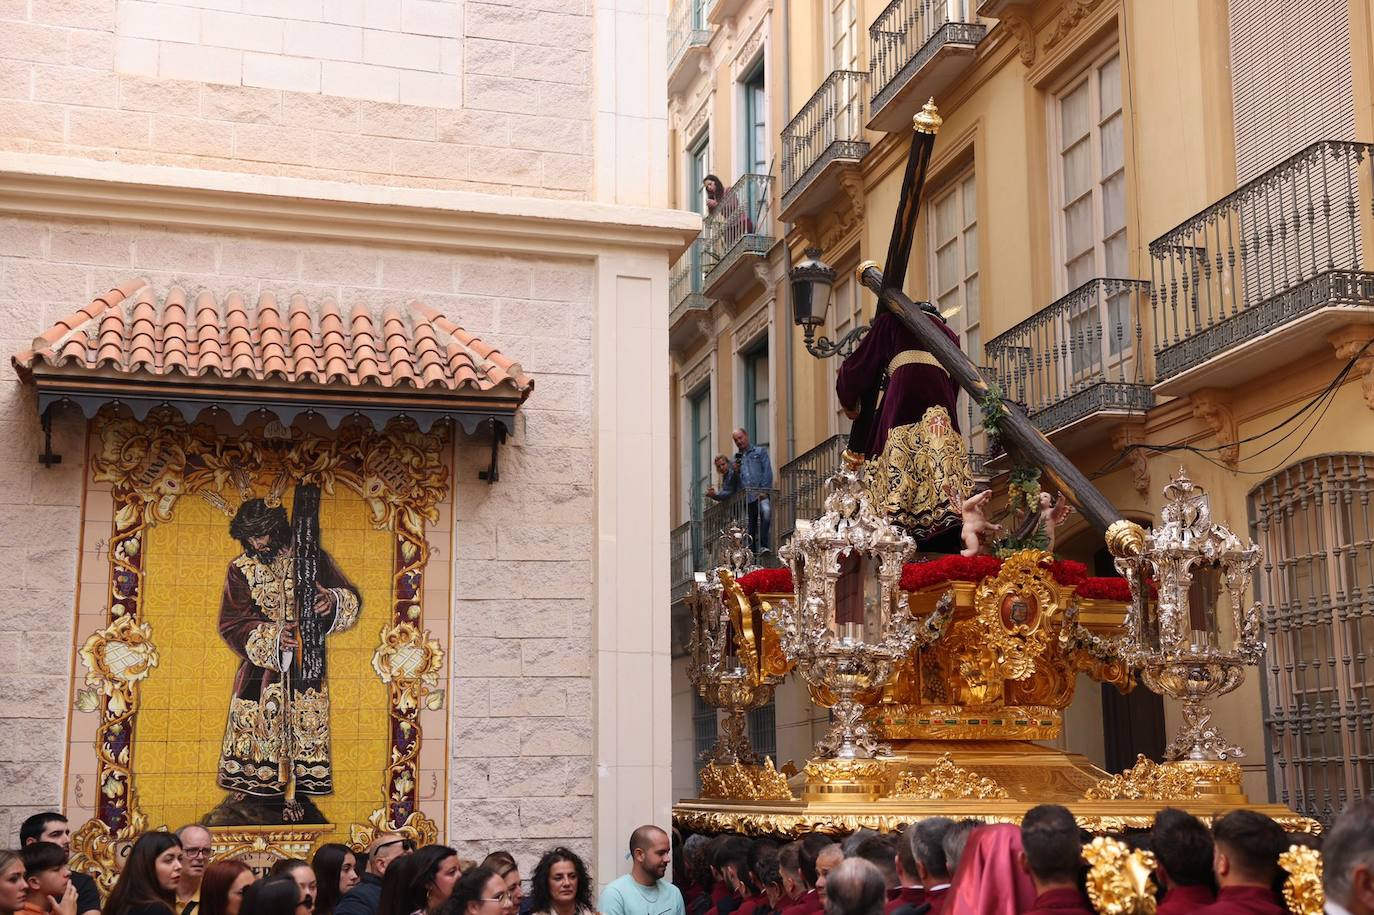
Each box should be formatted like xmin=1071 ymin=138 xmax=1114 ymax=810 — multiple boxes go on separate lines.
xmin=1249 ymin=454 xmax=1374 ymax=824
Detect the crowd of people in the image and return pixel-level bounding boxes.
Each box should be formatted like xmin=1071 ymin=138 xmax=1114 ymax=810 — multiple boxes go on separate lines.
xmin=0 ymin=803 xmax=1369 ymax=915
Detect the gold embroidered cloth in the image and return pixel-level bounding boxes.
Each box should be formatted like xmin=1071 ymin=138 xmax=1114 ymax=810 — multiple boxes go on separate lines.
xmin=863 ymin=406 xmax=972 ymax=541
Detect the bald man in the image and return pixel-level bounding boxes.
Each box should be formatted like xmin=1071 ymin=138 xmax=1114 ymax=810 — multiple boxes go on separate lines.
xmin=599 ymin=825 xmax=686 ymax=915
xmin=335 ymin=834 xmax=412 ymax=915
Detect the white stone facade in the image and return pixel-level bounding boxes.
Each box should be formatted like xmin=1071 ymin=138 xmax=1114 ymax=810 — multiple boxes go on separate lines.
xmin=0 ymin=0 xmax=691 ymax=890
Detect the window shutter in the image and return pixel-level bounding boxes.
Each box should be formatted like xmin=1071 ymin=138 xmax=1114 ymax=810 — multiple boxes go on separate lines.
xmin=1229 ymin=0 xmax=1355 ymax=182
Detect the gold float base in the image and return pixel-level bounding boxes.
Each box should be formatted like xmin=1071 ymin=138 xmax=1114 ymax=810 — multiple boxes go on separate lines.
xmin=673 ymin=742 xmax=1318 ymax=836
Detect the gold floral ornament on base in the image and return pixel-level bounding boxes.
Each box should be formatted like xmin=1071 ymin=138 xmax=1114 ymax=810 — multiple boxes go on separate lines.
xmin=1082 ymin=755 xmax=1200 ymax=801
xmin=1083 ymin=836 xmax=1158 ymax=915
xmin=1278 ymin=845 xmax=1323 ymax=915
xmin=890 ymin=754 xmax=1009 ymax=800
xmin=68 ymin=797 xmax=156 ymax=896
xmin=699 ymin=758 xmax=794 ymax=801
xmin=347 ymin=806 xmax=439 ymax=853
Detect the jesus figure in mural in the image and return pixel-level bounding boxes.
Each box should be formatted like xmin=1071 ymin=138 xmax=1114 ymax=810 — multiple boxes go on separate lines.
xmin=204 ymin=490 xmax=361 ymax=827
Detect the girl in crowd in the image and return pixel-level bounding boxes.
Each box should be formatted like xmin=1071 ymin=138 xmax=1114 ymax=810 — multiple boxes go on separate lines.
xmin=312 ymin=844 xmax=361 ymax=915
xmin=0 ymin=851 xmax=27 ymax=915
xmin=105 ymin=833 xmax=184 ymax=915
xmin=270 ymin=861 xmax=318 ymax=914
xmin=478 ymin=855 xmax=522 ymax=913
xmin=443 ymin=867 xmax=515 ymax=915
xmin=379 ymin=846 xmax=460 ymax=915
xmin=244 ymin=876 xmax=309 ymax=915
xmin=526 ymin=849 xmax=594 ymax=915
xmin=197 ymin=861 xmax=254 ymax=915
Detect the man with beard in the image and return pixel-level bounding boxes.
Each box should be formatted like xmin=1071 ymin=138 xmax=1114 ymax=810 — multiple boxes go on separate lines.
xmin=599 ymin=826 xmax=685 ymax=915
xmin=205 ymin=495 xmax=360 ymax=826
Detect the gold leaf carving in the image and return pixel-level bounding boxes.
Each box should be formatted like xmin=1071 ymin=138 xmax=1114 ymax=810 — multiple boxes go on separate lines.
xmin=891 ymin=753 xmax=1009 ymax=800
xmin=700 ymin=757 xmax=794 ymax=801
xmin=1083 ymin=755 xmax=1201 ymax=801
xmin=1083 ymin=836 xmax=1158 ymax=915
xmin=1278 ymin=845 xmax=1324 ymax=915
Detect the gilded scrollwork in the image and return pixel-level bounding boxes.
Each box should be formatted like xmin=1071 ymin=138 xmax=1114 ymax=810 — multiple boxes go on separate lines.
xmin=347 ymin=807 xmax=440 ymax=853
xmin=1083 ymin=755 xmax=1201 ymax=802
xmin=69 ymin=798 xmax=156 ymax=896
xmin=700 ymin=758 xmax=794 ymax=801
xmin=1082 ymin=836 xmax=1158 ymax=915
xmin=891 ymin=754 xmax=1009 ymax=800
xmin=1278 ymin=845 xmax=1324 ymax=915
xmin=972 ymin=550 xmax=1063 ymax=681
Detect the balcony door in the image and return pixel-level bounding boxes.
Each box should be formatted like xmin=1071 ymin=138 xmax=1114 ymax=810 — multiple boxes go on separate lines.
xmin=828 ymin=274 xmax=863 ymax=436
xmin=742 ymin=341 xmax=770 ymax=450
xmin=1052 ymin=48 xmax=1131 ymax=390
xmin=930 ymin=171 xmax=982 ymax=448
xmin=689 ymin=131 xmax=711 ymax=217
xmin=742 ymin=66 xmax=767 ymax=178
xmin=688 ymin=385 xmax=712 ymax=522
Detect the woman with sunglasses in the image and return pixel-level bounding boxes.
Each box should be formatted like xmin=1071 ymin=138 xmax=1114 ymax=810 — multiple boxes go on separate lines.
xmin=441 ymin=867 xmax=515 ymax=915
xmin=242 ymin=876 xmax=310 ymax=915
xmin=105 ymin=833 xmax=184 ymax=915
xmin=526 ymin=850 xmax=594 ymax=915
xmin=269 ymin=862 xmax=318 ymax=915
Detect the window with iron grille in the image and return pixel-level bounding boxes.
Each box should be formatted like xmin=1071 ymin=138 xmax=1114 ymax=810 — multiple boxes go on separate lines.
xmin=748 ymin=700 xmax=777 ymax=762
xmin=693 ymin=692 xmax=717 ymax=779
xmin=1249 ymin=453 xmax=1374 ymax=825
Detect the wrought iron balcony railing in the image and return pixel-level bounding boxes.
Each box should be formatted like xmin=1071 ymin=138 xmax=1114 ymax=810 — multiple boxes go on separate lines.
xmin=985 ymin=278 xmax=1153 ymax=435
xmin=668 ymin=0 xmax=711 ymax=80
xmin=670 ymin=236 xmax=710 ymax=325
xmin=1149 ymin=140 xmax=1374 ymax=382
xmin=671 ymin=518 xmax=701 ymax=603
xmin=777 ymin=434 xmax=849 ymax=545
xmin=703 ymin=173 xmax=774 ymax=292
xmin=781 ymin=70 xmax=869 ymax=214
xmin=702 ymin=486 xmax=781 ymax=565
xmin=869 ymin=0 xmax=986 ymax=130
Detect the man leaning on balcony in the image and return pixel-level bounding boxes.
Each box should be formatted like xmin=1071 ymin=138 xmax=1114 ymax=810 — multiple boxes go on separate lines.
xmin=731 ymin=428 xmax=773 ymax=553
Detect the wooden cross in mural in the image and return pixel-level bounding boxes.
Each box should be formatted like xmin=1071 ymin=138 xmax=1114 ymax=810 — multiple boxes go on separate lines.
xmin=858 ymin=99 xmax=1125 ymax=535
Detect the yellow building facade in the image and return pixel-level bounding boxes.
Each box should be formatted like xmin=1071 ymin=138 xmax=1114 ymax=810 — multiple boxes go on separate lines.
xmin=666 ymin=0 xmax=1374 ymax=824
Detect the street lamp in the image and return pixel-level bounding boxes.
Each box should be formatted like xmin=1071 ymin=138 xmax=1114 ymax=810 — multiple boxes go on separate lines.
xmin=790 ymin=248 xmax=867 ymax=358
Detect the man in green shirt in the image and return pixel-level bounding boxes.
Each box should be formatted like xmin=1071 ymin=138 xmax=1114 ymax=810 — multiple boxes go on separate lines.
xmin=599 ymin=826 xmax=686 ymax=915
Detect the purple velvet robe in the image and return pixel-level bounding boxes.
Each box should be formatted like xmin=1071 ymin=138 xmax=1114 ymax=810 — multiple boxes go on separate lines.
xmin=835 ymin=310 xmax=963 ymax=458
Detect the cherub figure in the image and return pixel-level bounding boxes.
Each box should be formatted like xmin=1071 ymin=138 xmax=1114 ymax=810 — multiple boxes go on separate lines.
xmin=958 ymin=489 xmax=1003 ymax=557
xmin=1039 ymin=491 xmax=1073 ymax=551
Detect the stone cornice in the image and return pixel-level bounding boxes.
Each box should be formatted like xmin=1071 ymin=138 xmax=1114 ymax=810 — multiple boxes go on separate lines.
xmin=0 ymin=153 xmax=702 ymax=259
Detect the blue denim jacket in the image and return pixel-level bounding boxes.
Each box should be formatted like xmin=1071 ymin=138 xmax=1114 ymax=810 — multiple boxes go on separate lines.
xmin=735 ymin=445 xmax=773 ymax=497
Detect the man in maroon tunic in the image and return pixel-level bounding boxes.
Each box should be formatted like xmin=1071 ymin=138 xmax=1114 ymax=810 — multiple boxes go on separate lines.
xmin=1152 ymin=809 xmax=1218 ymax=915
xmin=1193 ymin=812 xmax=1287 ymax=915
xmin=207 ymin=498 xmax=361 ymax=825
xmin=836 ymin=308 xmax=974 ymax=553
xmin=1018 ymin=805 xmax=1095 ymax=915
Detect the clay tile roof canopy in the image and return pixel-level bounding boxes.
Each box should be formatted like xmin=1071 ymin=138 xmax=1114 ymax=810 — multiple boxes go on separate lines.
xmin=13 ymin=279 xmax=534 ymax=433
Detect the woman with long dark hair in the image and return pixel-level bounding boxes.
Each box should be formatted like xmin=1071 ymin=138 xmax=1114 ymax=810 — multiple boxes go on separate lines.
xmin=378 ymin=846 xmax=459 ymax=915
xmin=526 ymin=849 xmax=593 ymax=915
xmin=199 ymin=861 xmax=255 ymax=915
xmin=0 ymin=851 xmax=28 ymax=915
xmin=105 ymin=833 xmax=184 ymax=915
xmin=242 ymin=876 xmax=308 ymax=915
xmin=312 ymin=845 xmax=360 ymax=915
xmin=440 ymin=867 xmax=514 ymax=915
xmin=269 ymin=861 xmax=317 ymax=914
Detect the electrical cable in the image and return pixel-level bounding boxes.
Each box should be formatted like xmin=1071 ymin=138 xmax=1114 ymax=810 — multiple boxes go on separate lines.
xmin=1083 ymin=336 xmax=1372 ymax=479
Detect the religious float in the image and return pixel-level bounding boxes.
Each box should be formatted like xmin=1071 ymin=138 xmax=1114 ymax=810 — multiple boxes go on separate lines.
xmin=673 ymin=100 xmax=1319 ymax=840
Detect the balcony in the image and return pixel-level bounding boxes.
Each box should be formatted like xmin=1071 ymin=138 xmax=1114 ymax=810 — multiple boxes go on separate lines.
xmin=868 ymin=0 xmax=987 ymax=132
xmin=670 ymin=236 xmax=713 ymax=352
xmin=707 ymin=0 xmax=745 ymax=25
xmin=1149 ymin=141 xmax=1374 ymax=396
xmin=780 ymin=71 xmax=870 ymax=222
xmin=777 ymin=433 xmax=849 ymax=544
xmin=985 ymin=278 xmax=1154 ymax=448
xmin=703 ymin=173 xmax=774 ymax=301
xmin=671 ymin=519 xmax=702 ymax=605
xmin=668 ymin=0 xmax=712 ymax=97
xmin=702 ymin=487 xmax=782 ymax=566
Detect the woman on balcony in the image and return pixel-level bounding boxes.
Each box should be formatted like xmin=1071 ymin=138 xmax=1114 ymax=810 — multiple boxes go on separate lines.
xmin=703 ymin=175 xmax=754 ymax=240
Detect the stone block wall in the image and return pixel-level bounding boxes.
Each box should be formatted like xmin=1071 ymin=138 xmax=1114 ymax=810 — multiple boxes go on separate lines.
xmin=0 ymin=212 xmax=597 ymax=871
xmin=0 ymin=0 xmax=593 ymax=196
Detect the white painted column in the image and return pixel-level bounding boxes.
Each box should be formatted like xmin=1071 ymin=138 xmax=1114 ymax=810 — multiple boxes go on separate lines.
xmin=593 ymin=248 xmax=674 ymax=888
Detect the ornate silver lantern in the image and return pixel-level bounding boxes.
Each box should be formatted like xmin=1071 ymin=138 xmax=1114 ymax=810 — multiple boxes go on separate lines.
xmin=765 ymin=457 xmax=951 ymax=759
xmin=684 ymin=524 xmax=778 ymax=765
xmin=1110 ymin=469 xmax=1264 ymax=760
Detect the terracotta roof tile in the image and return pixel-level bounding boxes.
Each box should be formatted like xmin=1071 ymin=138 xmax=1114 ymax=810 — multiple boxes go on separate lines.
xmin=13 ymin=279 xmax=534 ymax=401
